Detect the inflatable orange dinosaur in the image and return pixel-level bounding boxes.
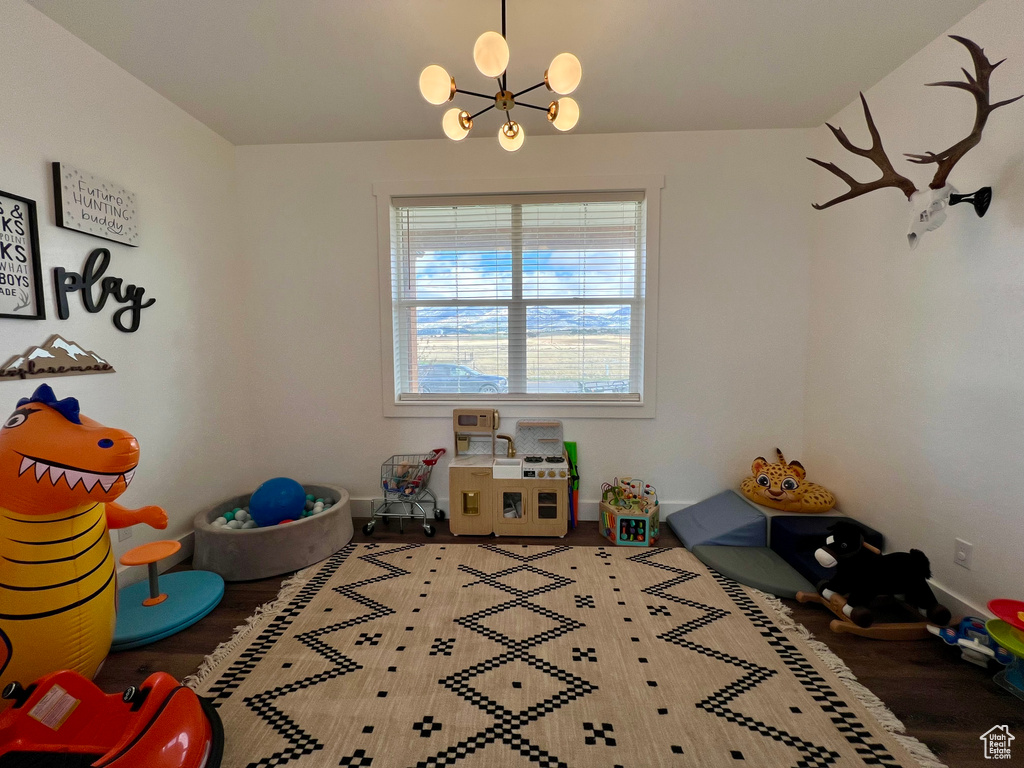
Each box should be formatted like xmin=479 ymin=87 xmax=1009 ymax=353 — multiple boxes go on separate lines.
xmin=0 ymin=384 xmax=167 ymax=703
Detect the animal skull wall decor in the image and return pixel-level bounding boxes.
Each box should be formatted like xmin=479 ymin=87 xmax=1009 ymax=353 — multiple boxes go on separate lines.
xmin=808 ymin=36 xmax=1022 ymax=248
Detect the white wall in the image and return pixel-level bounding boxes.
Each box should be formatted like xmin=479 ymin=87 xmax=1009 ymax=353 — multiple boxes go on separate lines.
xmin=804 ymin=0 xmax=1024 ymax=611
xmin=236 ymin=129 xmax=814 ymax=516
xmin=0 ymin=1 xmax=255 ymax=561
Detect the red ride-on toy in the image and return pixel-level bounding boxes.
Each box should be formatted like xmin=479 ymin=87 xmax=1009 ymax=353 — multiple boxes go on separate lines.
xmin=0 ymin=669 xmax=222 ymax=768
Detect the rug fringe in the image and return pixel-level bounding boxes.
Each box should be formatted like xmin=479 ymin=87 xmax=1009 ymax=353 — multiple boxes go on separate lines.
xmin=183 ymin=564 xmax=318 ymax=690
xmin=752 ymin=590 xmax=947 ymax=768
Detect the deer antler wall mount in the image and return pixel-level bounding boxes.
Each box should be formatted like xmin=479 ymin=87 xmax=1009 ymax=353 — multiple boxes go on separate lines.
xmin=808 ymin=36 xmax=1022 ymax=248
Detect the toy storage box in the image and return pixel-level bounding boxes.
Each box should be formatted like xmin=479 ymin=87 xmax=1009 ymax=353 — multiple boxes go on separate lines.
xmin=600 ymin=500 xmax=660 ymax=546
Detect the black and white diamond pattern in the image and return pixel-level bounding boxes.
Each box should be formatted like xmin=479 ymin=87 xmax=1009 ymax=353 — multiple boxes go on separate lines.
xmin=200 ymin=542 xmax=908 ymax=768
xmin=632 ymin=548 xmax=903 ymax=768
xmin=571 ymin=647 xmax=597 ymax=662
xmin=339 ymin=748 xmax=374 ymax=766
xmin=204 ymin=543 xmax=358 ymax=705
xmin=413 ymin=715 xmax=443 ymax=738
xmin=430 ymin=637 xmax=456 ymax=656
xmin=416 ymin=546 xmax=594 ymax=768
xmin=712 ymin=571 xmax=904 ymax=766
xmin=583 ymin=721 xmax=617 ymax=746
xmin=205 ymin=543 xmax=422 ymax=768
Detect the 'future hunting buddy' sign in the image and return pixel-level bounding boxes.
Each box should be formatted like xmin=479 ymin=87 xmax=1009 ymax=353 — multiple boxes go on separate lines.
xmin=53 ymin=162 xmax=139 ymax=247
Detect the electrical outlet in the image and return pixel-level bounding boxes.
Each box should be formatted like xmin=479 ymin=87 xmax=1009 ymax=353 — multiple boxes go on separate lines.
xmin=954 ymin=538 xmax=973 ymax=570
xmin=117 ymin=527 xmax=132 ymax=542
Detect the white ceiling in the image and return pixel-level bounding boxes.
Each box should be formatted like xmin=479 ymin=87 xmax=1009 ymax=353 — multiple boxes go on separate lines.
xmin=28 ymin=0 xmax=985 ymax=146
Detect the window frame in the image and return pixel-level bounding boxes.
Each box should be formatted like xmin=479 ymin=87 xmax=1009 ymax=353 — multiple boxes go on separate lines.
xmin=374 ymin=175 xmax=663 ymax=419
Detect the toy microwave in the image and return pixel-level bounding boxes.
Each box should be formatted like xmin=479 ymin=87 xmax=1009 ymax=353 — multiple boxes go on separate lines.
xmin=453 ymin=409 xmax=499 ymax=434
xmin=453 ymin=409 xmax=500 ymax=455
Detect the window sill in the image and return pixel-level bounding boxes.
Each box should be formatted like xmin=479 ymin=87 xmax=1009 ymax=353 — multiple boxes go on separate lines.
xmin=383 ymin=396 xmax=656 ymax=419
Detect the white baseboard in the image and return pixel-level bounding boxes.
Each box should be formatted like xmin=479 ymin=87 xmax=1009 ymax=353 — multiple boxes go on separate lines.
xmin=928 ymin=579 xmax=988 ymax=620
xmin=350 ymin=497 xmax=695 ymax=524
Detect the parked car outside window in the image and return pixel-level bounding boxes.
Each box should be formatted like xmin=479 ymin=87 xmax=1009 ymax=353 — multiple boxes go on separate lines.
xmin=418 ymin=364 xmax=509 ymax=394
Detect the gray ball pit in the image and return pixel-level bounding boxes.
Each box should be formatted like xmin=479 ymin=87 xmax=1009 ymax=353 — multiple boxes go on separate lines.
xmin=193 ymin=484 xmax=352 ymax=581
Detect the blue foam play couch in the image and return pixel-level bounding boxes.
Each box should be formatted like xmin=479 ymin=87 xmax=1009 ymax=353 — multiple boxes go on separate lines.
xmin=667 ymin=489 xmax=885 ymax=599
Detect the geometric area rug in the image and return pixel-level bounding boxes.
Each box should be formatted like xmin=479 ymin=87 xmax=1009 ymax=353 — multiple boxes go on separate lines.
xmin=186 ymin=543 xmax=945 ymax=768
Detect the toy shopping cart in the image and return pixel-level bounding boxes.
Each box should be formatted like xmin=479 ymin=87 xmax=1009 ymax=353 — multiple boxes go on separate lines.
xmin=364 ymin=448 xmax=446 ymax=537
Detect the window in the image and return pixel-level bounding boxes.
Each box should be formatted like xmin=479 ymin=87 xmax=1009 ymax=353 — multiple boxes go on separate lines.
xmin=375 ymin=177 xmax=662 ymax=417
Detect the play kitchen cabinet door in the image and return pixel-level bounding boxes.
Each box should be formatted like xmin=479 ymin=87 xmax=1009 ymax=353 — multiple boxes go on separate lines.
xmin=449 ymin=467 xmax=494 ymax=535
xmin=493 ymin=480 xmax=567 ymax=537
xmin=528 ymin=486 xmax=568 ymax=536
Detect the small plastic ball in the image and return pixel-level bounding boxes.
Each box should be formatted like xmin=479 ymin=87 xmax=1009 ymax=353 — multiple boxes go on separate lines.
xmin=235 ymin=510 xmax=250 ymax=522
xmin=306 ymin=494 xmax=315 ymax=501
xmin=278 ymin=519 xmax=294 ymax=525
xmin=305 ymin=500 xmax=314 ymax=511
xmin=226 ymin=519 xmax=243 ymax=529
xmin=213 ymin=516 xmax=228 ymax=526
xmin=242 ymin=520 xmax=257 ymax=529
xmin=224 ymin=511 xmax=236 ymax=522
xmin=315 ymin=498 xmax=324 ymax=504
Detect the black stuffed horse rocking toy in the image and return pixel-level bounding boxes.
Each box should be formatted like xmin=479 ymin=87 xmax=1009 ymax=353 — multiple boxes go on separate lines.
xmin=798 ymin=521 xmax=951 ymax=640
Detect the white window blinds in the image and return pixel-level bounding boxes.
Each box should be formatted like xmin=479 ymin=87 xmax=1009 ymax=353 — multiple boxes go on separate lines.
xmin=389 ymin=193 xmax=646 ymax=401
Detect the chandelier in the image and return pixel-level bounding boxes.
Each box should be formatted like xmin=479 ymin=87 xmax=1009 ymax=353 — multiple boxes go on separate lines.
xmin=418 ymin=0 xmax=582 ymax=151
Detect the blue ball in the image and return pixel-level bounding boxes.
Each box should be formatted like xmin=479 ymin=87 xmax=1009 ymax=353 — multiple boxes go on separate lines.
xmin=249 ymin=477 xmax=306 ymax=527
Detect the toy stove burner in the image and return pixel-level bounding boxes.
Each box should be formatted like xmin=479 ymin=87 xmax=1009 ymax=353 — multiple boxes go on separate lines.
xmin=521 ymin=454 xmax=568 ymax=479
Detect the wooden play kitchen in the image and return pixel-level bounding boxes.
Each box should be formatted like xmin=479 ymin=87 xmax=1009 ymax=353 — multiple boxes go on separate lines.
xmin=448 ymin=409 xmax=569 ymax=537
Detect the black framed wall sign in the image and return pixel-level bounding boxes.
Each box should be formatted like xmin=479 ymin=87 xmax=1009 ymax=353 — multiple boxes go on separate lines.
xmin=52 ymin=162 xmax=139 ymax=247
xmin=0 ymin=189 xmax=45 ymax=320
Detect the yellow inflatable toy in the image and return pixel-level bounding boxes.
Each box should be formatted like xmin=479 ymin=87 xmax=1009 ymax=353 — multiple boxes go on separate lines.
xmin=0 ymin=384 xmax=167 ymax=705
xmin=740 ymin=448 xmax=837 ymax=513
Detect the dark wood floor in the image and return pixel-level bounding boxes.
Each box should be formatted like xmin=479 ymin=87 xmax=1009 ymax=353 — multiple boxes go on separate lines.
xmin=97 ymin=519 xmax=1023 ymax=767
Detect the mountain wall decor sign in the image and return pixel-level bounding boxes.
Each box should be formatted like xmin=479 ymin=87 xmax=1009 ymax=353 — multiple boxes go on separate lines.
xmin=1 ymin=335 xmax=114 ymax=381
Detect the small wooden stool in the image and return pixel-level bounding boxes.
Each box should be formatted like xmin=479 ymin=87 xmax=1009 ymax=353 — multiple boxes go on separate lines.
xmin=112 ymin=540 xmax=224 ymax=651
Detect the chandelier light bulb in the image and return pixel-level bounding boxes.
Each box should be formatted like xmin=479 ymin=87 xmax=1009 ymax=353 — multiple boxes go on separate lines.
xmin=443 ymin=108 xmax=472 ymax=140
xmin=545 ymin=52 xmax=582 ymax=95
xmin=473 ymin=31 xmax=510 ymax=78
xmin=549 ymin=97 xmax=580 ymax=131
xmin=498 ymin=120 xmax=525 ymax=152
xmin=419 ymin=64 xmax=454 ymax=105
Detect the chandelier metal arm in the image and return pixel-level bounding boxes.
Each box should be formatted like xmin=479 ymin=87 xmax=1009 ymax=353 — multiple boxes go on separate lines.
xmin=470 ymin=105 xmax=496 ymax=120
xmin=456 ymin=88 xmax=498 ymax=101
xmin=515 ymin=102 xmax=550 ymax=112
xmin=513 ymin=82 xmax=546 ymax=99
xmin=501 ymin=0 xmax=507 ymax=92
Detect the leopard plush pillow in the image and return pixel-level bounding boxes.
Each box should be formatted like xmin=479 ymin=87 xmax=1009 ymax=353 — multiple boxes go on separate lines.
xmin=740 ymin=449 xmax=836 ymax=513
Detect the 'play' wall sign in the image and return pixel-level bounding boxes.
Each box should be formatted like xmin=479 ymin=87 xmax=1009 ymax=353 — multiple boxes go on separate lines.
xmin=54 ymin=249 xmax=155 ymax=333
xmin=53 ymin=162 xmax=139 ymax=247
xmin=1 ymin=335 xmax=114 ymax=381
